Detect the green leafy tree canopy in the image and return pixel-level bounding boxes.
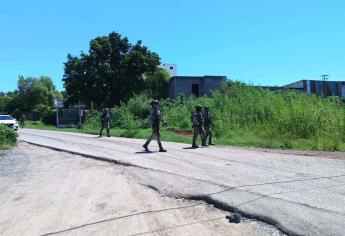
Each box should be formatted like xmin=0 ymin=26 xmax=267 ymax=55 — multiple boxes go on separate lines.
xmin=145 ymin=68 xmax=171 ymax=99
xmin=63 ymin=31 xmax=161 ymax=108
xmin=1 ymin=76 xmax=58 ymax=115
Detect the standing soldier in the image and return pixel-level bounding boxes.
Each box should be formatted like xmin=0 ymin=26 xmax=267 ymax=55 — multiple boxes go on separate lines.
xmin=20 ymin=113 xmax=26 ymax=129
xmin=99 ymin=108 xmax=111 ymax=137
xmin=191 ymin=105 xmax=206 ymax=148
xmin=143 ymin=100 xmax=167 ymax=152
xmin=203 ymin=106 xmax=215 ymax=145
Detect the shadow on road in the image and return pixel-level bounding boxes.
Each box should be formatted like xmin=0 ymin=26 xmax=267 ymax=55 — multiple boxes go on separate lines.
xmin=135 ymin=151 xmax=157 ymax=154
xmin=182 ymin=147 xmax=198 ymax=150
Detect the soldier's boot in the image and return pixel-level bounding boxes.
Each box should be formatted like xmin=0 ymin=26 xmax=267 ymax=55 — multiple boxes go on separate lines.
xmin=99 ymin=130 xmax=103 ymax=137
xmin=208 ymin=138 xmax=215 ymax=145
xmin=192 ymin=142 xmax=198 ymax=148
xmin=201 ymin=139 xmax=208 ymax=147
xmin=208 ymin=130 xmax=214 ymax=145
xmin=107 ymin=129 xmax=110 ymax=137
xmin=201 ymin=128 xmax=207 ymax=147
xmin=158 ymin=142 xmax=167 ymax=152
xmin=143 ymin=141 xmax=150 ymax=152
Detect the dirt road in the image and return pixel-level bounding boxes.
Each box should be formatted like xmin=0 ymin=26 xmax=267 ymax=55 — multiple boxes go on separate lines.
xmin=0 ymin=142 xmax=281 ymax=236
xmin=17 ymin=129 xmax=345 ymax=235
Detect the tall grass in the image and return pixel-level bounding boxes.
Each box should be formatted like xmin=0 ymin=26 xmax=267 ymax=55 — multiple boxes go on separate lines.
xmin=82 ymin=82 xmax=345 ymax=151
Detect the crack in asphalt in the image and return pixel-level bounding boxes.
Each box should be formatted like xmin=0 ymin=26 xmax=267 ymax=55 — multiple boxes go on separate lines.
xmin=21 ymin=132 xmax=301 ymax=174
xmin=21 ymin=140 xmax=291 ymax=235
xmin=233 ymin=184 xmax=345 ymax=216
xmin=208 ymin=174 xmax=345 ymax=196
xmin=20 ymin=135 xmax=345 ymax=236
xmin=23 ymin=139 xmax=345 ymax=197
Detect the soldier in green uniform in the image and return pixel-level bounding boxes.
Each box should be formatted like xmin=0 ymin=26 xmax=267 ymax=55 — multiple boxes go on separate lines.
xmin=143 ymin=100 xmax=167 ymax=152
xmin=19 ymin=113 xmax=26 ymax=129
xmin=191 ymin=105 xmax=206 ymax=148
xmin=99 ymin=108 xmax=111 ymax=137
xmin=203 ymin=106 xmax=215 ymax=145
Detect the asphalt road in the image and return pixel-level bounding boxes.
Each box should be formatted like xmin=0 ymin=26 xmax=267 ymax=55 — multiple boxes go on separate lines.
xmin=18 ymin=129 xmax=345 ymax=236
xmin=0 ymin=143 xmax=282 ymax=236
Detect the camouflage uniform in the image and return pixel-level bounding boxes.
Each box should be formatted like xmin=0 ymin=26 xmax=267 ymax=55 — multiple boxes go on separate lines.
xmin=143 ymin=100 xmax=167 ymax=152
xmin=20 ymin=114 xmax=26 ymax=129
xmin=203 ymin=106 xmax=215 ymax=145
xmin=99 ymin=109 xmax=111 ymax=137
xmin=192 ymin=105 xmax=206 ymax=148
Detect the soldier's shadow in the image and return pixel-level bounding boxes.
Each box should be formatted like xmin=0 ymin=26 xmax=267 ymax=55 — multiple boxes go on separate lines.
xmin=135 ymin=151 xmax=158 ymax=154
xmin=182 ymin=147 xmax=198 ymax=150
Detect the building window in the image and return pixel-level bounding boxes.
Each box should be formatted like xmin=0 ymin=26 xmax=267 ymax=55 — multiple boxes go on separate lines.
xmin=192 ymin=84 xmax=200 ymax=97
xmin=170 ymin=66 xmax=174 ymax=70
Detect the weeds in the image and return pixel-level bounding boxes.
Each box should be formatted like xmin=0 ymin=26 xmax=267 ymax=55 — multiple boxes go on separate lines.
xmin=66 ymin=82 xmax=345 ymax=151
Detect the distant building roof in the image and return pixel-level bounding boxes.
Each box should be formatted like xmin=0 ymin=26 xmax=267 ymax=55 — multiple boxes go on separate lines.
xmin=170 ymin=75 xmax=226 ymax=80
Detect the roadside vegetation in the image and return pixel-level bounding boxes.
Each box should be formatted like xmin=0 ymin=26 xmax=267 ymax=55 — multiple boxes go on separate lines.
xmin=0 ymin=125 xmax=18 ymax=151
xmin=27 ymin=81 xmax=345 ymax=151
xmin=77 ymin=82 xmax=345 ymax=151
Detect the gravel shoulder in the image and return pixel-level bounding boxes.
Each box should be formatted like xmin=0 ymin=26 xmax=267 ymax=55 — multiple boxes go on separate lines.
xmin=0 ymin=142 xmax=283 ymax=236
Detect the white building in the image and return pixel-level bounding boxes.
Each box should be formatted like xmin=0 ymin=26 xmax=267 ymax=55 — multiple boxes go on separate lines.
xmin=159 ymin=63 xmax=177 ymax=77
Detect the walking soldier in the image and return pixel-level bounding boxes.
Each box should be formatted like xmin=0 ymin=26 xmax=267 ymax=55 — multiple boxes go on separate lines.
xmin=143 ymin=100 xmax=167 ymax=152
xmin=203 ymin=106 xmax=215 ymax=145
xmin=191 ymin=105 xmax=206 ymax=148
xmin=20 ymin=113 xmax=26 ymax=129
xmin=99 ymin=108 xmax=111 ymax=137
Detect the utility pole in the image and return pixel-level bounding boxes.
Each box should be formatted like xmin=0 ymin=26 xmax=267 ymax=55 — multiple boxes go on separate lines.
xmin=321 ymin=75 xmax=329 ymax=97
xmin=321 ymin=74 xmax=329 ymax=81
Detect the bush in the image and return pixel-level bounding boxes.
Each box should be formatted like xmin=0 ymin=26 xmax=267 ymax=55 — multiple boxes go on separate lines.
xmin=0 ymin=125 xmax=18 ymax=149
xmin=115 ymin=106 xmax=141 ymax=129
xmin=82 ymin=111 xmax=100 ymax=131
xmin=33 ymin=104 xmax=55 ymax=125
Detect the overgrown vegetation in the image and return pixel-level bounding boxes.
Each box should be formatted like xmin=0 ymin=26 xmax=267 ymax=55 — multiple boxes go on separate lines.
xmin=0 ymin=125 xmax=18 ymax=150
xmin=79 ymin=82 xmax=345 ymax=151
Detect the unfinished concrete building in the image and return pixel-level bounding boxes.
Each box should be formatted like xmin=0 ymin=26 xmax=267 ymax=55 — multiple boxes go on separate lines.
xmin=168 ymin=76 xmax=226 ymax=99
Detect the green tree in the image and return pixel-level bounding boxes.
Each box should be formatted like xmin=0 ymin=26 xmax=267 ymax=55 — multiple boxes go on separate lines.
xmin=16 ymin=75 xmax=57 ymax=111
xmin=145 ymin=68 xmax=171 ymax=99
xmin=63 ymin=31 xmax=160 ymax=108
xmin=0 ymin=93 xmax=11 ymax=114
xmin=3 ymin=92 xmax=20 ymax=114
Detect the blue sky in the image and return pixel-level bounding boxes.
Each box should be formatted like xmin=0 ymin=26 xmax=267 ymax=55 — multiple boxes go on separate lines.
xmin=1 ymin=0 xmax=344 ymax=92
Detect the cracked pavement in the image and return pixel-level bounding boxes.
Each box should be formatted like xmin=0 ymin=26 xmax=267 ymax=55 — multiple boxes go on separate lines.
xmin=17 ymin=129 xmax=345 ymax=235
xmin=0 ymin=142 xmax=282 ymax=236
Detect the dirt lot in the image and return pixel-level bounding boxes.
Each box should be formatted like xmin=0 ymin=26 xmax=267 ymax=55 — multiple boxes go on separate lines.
xmin=0 ymin=142 xmax=282 ymax=236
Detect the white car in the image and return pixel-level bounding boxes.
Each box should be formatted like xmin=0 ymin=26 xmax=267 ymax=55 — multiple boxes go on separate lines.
xmin=0 ymin=115 xmax=19 ymax=131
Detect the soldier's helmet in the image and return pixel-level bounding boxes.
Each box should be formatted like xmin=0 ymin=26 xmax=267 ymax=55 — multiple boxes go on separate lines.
xmin=195 ymin=105 xmax=202 ymax=112
xmin=151 ymin=99 xmax=160 ymax=105
xmin=204 ymin=106 xmax=209 ymax=111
